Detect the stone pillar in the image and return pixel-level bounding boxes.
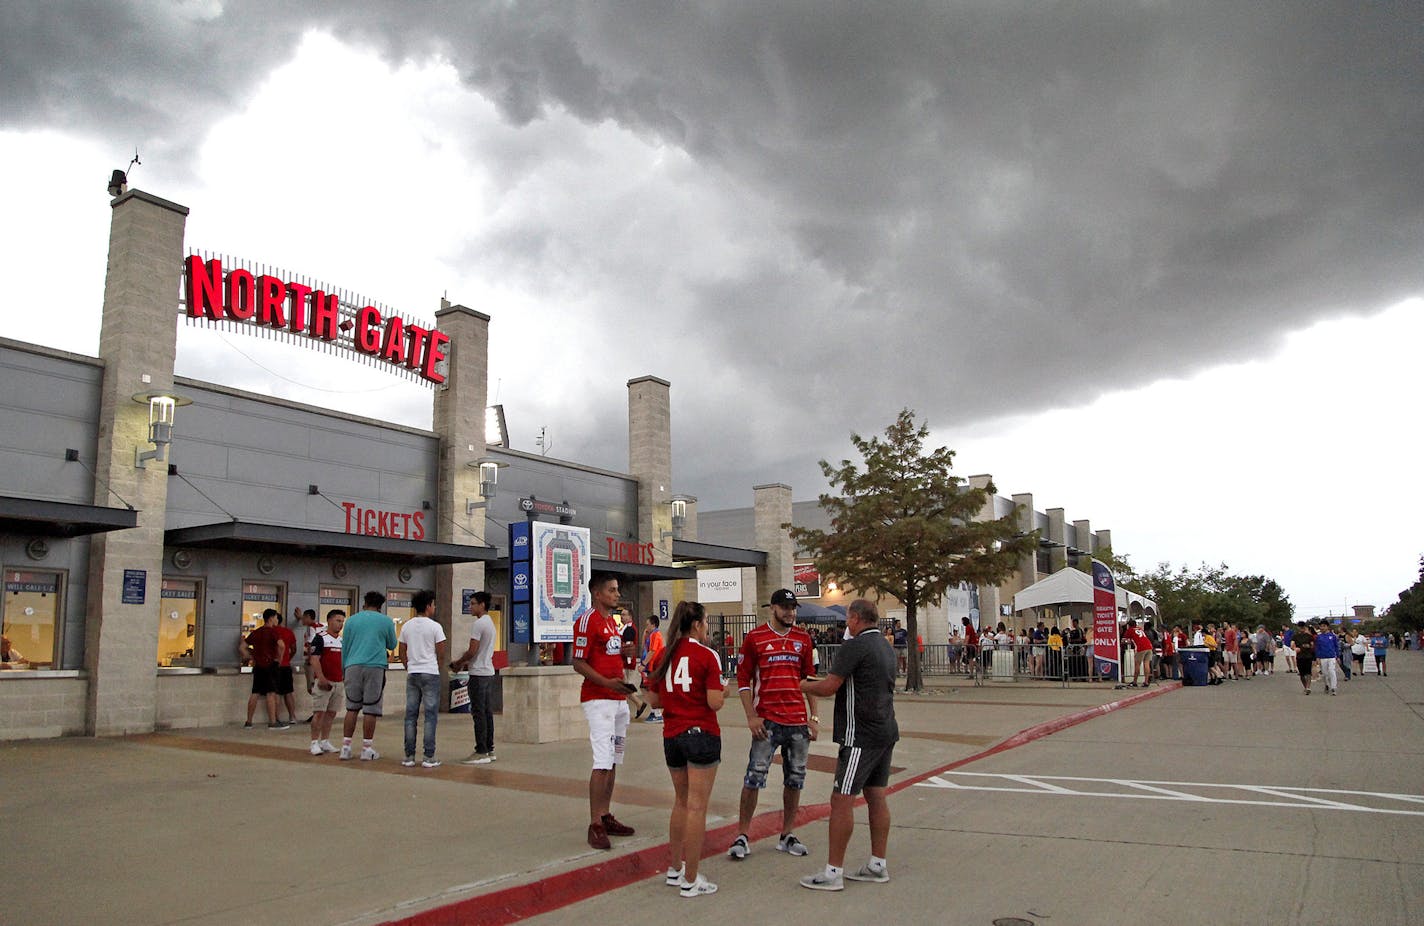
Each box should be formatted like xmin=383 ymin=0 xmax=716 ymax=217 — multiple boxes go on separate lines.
xmin=1012 ymin=492 xmax=1037 ymax=591
xmin=628 ymin=376 xmax=672 ymax=619
xmin=1047 ymin=507 xmax=1067 ymax=574
xmin=1096 ymin=529 xmax=1112 ymax=554
xmin=1073 ymin=519 xmax=1092 ymax=559
xmin=431 ymin=303 xmax=489 ymax=699
xmin=754 ymin=484 xmax=794 ymax=609
xmin=85 ymin=189 xmax=189 ymax=735
xmin=968 ymin=475 xmax=1000 ymax=628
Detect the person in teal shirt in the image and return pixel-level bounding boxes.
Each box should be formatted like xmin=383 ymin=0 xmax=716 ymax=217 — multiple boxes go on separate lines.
xmin=339 ymin=591 xmax=398 ymax=760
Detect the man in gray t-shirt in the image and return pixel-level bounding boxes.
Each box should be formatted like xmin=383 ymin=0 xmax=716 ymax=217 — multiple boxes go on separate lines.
xmin=798 ymin=598 xmax=899 ymax=892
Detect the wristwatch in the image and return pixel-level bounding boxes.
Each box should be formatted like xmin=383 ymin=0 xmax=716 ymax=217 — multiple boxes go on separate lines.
xmin=809 ymin=715 xmax=820 ymax=722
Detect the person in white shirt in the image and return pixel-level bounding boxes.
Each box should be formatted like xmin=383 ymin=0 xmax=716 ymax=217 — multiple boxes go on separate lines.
xmin=451 ymin=591 xmax=499 ymax=764
xmin=398 ymin=589 xmax=448 ymax=768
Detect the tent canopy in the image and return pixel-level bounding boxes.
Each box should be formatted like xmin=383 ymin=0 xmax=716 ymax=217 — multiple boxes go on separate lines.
xmin=795 ymin=603 xmax=844 ymax=624
xmin=1012 ymin=568 xmax=1157 ymax=616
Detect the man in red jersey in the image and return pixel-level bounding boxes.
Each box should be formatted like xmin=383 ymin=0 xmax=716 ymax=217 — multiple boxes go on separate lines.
xmin=726 ymin=588 xmax=819 ymax=861
xmin=1124 ymin=619 xmax=1154 ymax=687
xmin=571 ymin=573 xmax=640 ymax=850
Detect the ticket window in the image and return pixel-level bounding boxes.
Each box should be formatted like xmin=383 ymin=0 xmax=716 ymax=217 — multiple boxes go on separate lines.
xmin=318 ymin=585 xmax=357 ymax=625
xmin=240 ymin=581 xmax=286 ymax=663
xmin=385 ymin=588 xmax=416 ymax=664
xmin=2 ymin=569 xmax=63 ymax=670
xmin=157 ymin=578 xmax=203 ymax=668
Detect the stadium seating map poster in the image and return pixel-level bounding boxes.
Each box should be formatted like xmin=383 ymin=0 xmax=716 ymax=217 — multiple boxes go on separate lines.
xmin=531 ymin=523 xmax=590 ymax=643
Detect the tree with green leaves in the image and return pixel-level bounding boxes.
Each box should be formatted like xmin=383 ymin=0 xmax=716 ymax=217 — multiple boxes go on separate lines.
xmin=1383 ymin=556 xmax=1424 ymax=633
xmin=1132 ymin=562 xmax=1293 ymax=630
xmin=788 ymin=409 xmax=1038 ymax=691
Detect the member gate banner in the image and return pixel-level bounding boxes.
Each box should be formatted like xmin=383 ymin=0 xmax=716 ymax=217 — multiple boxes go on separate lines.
xmin=1091 ymin=560 xmax=1120 ymax=681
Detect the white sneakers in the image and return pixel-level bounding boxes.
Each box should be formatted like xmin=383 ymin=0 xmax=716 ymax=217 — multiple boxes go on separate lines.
xmin=338 ymin=744 xmax=353 ymax=760
xmin=799 ymin=871 xmax=844 ymax=891
xmin=776 ymin=834 xmax=809 ymax=856
xmin=727 ymin=834 xmax=749 ymax=859
xmin=359 ymin=746 xmax=379 ymax=761
xmin=401 ymin=757 xmax=417 ymax=767
xmin=844 ymin=863 xmax=890 ymax=883
xmin=310 ymin=742 xmax=324 ymax=755
xmin=680 ymin=874 xmax=717 ymax=898
xmin=664 ymin=865 xmax=685 ymax=886
xmin=421 ymin=758 xmax=441 ymax=768
xmin=460 ymin=752 xmax=496 ymax=765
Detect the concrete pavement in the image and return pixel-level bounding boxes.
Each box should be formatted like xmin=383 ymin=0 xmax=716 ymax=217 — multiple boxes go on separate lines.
xmin=1 ymin=654 xmax=1419 ymax=925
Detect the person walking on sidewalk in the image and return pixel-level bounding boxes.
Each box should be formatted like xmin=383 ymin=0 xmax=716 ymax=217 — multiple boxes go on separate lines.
xmin=307 ymin=610 xmax=344 ymax=755
xmin=726 ymin=588 xmax=819 ymax=864
xmin=451 ymin=591 xmax=498 ymax=765
xmin=571 ymin=573 xmax=639 ymax=850
xmin=798 ymin=598 xmax=899 ymax=892
xmin=640 ymin=614 xmax=666 ymax=723
xmin=644 ymin=601 xmax=725 ymax=898
xmin=398 ymin=590 xmax=447 ymax=768
xmin=1371 ymin=631 xmax=1390 ymax=675
xmin=1293 ymin=627 xmax=1316 ymax=695
xmin=239 ymin=609 xmax=288 ymax=730
xmin=1315 ymin=623 xmax=1341 ymax=695
xmin=340 ymin=591 xmax=398 ymax=760
xmin=621 ymin=613 xmax=648 ymax=720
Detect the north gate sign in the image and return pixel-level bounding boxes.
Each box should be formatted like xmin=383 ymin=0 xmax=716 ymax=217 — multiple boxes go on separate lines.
xmin=182 ymin=254 xmax=450 ymax=385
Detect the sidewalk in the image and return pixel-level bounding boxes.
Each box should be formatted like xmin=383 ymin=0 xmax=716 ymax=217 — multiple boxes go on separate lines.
xmin=0 ymin=674 xmax=1146 ymax=926
xmin=5 ymin=656 xmax=1418 ymax=926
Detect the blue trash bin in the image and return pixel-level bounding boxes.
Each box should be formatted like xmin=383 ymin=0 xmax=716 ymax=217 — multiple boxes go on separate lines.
xmin=1179 ymin=647 xmax=1209 ymax=686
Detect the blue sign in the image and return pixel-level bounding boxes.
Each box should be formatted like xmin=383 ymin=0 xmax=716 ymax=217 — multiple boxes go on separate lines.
xmin=659 ymin=599 xmax=670 ymax=621
xmin=510 ymin=601 xmax=532 ymax=644
xmin=511 ymin=560 xmax=532 ymax=604
xmin=122 ymin=569 xmax=146 ymax=605
xmin=510 ymin=522 xmax=531 ymax=562
xmin=462 ymin=588 xmax=478 ymax=614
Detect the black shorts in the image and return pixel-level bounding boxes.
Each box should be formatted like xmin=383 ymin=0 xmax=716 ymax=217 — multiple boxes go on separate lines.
xmin=833 ymin=743 xmax=895 ymax=796
xmin=250 ymin=664 xmax=279 ymax=695
xmin=274 ymin=665 xmax=295 ymax=695
xmin=1297 ymin=655 xmax=1314 ymax=675
xmin=663 ymin=729 xmax=721 ymax=769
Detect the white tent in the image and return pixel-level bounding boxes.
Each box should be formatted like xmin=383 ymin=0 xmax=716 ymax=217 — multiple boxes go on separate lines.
xmin=1012 ymin=568 xmax=1157 ymax=616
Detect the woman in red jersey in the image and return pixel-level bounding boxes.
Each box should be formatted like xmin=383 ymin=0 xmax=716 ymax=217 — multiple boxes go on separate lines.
xmin=645 ymin=600 xmax=726 ymax=898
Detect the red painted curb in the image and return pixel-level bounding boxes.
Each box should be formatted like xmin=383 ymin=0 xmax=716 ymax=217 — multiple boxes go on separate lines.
xmin=384 ymin=683 xmax=1178 ymax=925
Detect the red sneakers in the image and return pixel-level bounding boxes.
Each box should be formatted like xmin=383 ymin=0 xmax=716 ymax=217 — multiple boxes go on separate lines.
xmin=602 ymin=813 xmax=635 ymax=836
xmin=587 ymin=822 xmax=611 ymax=850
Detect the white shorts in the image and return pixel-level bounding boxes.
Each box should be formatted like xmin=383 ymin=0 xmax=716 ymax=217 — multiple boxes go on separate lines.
xmin=1223 ymin=651 xmax=1238 ymax=664
xmin=583 ymin=699 xmax=631 ymax=770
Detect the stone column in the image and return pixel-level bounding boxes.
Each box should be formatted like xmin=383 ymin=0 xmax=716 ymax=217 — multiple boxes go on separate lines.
xmin=628 ymin=376 xmax=672 ymax=619
xmin=1073 ymin=519 xmax=1092 ymax=559
xmin=968 ymin=474 xmax=1000 ymax=627
xmin=85 ymin=189 xmax=189 ymax=735
xmin=1012 ymin=492 xmax=1037 ymax=591
xmin=1046 ymin=507 xmax=1067 ymax=574
xmin=754 ymin=484 xmax=794 ymax=609
xmin=1095 ymin=529 xmax=1112 ymax=554
xmin=432 ymin=303 xmax=489 ymax=703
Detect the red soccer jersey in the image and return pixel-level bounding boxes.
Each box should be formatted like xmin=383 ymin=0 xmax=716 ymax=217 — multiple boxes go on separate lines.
xmin=310 ymin=630 xmax=343 ymax=682
xmin=573 ymin=608 xmax=625 ymax=702
xmin=1127 ymin=626 xmax=1153 ymax=652
xmin=736 ymin=623 xmax=816 ymax=725
xmin=276 ymin=626 xmax=297 ymax=667
xmin=658 ymin=639 xmax=724 ymax=738
xmin=964 ymin=624 xmax=979 ymax=648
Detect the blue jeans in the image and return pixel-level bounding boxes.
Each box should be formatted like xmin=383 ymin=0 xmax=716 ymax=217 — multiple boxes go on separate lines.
xmin=403 ymin=673 xmax=441 ymax=759
xmin=470 ymin=674 xmax=497 ymax=755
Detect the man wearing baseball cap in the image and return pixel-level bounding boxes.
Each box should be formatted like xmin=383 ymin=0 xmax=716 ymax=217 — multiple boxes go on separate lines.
xmin=726 ymin=588 xmax=820 ymax=861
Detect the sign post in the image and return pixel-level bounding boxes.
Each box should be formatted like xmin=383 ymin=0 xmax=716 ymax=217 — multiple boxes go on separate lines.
xmin=1091 ymin=560 xmax=1120 ymax=682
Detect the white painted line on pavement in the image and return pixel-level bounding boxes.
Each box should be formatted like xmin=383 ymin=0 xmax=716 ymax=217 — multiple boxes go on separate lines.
xmin=915 ymin=772 xmax=1424 ymax=817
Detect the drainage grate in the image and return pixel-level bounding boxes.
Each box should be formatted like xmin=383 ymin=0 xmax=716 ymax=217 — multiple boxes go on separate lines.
xmin=993 ymin=919 xmax=1037 ymax=926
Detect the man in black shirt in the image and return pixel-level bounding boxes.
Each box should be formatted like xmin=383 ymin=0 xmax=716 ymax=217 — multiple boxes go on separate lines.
xmin=798 ymin=598 xmax=898 ymax=891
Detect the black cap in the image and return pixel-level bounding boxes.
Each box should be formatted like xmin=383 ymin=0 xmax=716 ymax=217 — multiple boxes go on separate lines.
xmin=763 ymin=588 xmax=798 ymax=608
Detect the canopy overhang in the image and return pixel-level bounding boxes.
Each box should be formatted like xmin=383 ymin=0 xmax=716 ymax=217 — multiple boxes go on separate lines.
xmin=166 ymin=521 xmax=496 ymax=566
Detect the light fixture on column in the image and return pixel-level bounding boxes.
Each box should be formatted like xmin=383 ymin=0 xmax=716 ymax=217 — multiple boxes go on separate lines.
xmin=662 ymin=494 xmax=693 ymax=541
xmin=466 ymin=457 xmax=507 ymax=514
xmin=133 ymin=391 xmax=192 ymax=469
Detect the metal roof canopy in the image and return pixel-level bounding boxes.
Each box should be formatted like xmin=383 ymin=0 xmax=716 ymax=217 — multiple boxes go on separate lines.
xmin=670 ymin=539 xmax=766 ymax=569
xmin=165 ymin=521 xmax=496 ymax=566
xmin=0 ymin=495 xmax=138 ymax=537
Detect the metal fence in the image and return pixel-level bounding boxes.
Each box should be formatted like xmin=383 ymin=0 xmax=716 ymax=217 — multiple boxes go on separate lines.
xmin=704 ymin=619 xmax=1138 ymax=687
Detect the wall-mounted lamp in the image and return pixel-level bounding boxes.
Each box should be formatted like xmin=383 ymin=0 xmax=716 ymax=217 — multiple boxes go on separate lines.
xmin=662 ymin=494 xmax=694 ymax=541
xmin=826 ymin=581 xmax=839 ymax=593
xmin=133 ymin=391 xmax=192 ymax=469
xmin=465 ymin=457 xmax=508 ymax=514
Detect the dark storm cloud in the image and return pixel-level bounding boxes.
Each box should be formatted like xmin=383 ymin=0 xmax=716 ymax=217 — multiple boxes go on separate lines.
xmin=7 ymin=2 xmax=1421 ymax=505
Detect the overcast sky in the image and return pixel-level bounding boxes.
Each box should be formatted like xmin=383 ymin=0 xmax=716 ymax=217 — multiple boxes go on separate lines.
xmin=2 ymin=2 xmax=1419 ymax=618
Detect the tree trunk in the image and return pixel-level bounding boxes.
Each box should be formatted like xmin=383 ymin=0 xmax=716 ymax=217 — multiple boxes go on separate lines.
xmin=906 ymin=598 xmax=922 ymax=692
